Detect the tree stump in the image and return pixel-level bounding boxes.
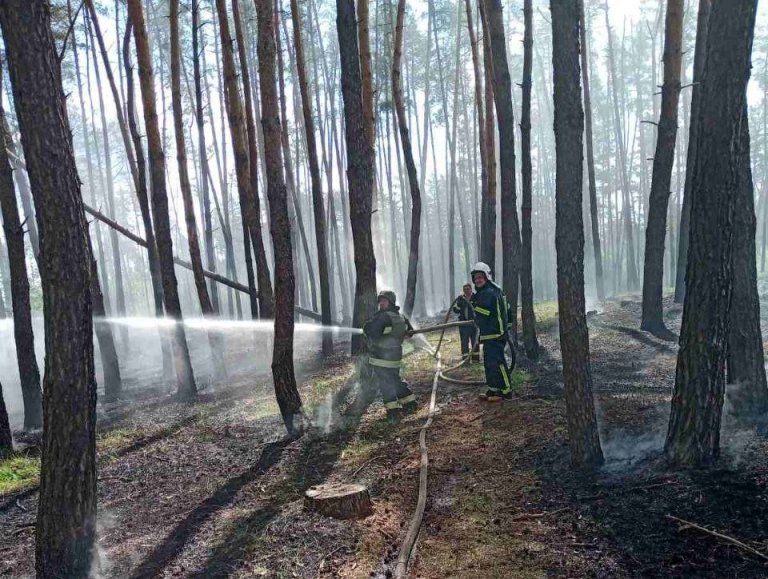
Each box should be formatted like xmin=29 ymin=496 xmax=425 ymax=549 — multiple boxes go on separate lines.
xmin=304 ymin=483 xmax=373 ymax=519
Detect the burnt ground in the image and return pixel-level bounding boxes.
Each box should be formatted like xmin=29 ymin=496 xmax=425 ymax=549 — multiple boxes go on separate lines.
xmin=2 ymin=297 xmax=768 ymax=577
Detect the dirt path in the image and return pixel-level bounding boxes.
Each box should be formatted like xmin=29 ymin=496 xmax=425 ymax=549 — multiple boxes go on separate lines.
xmin=2 ymin=299 xmax=768 ymax=577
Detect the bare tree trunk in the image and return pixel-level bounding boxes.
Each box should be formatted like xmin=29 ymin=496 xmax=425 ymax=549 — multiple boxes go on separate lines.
xmin=550 ymin=0 xmax=603 ymax=469
xmin=665 ymin=0 xmax=757 ymax=467
xmin=291 ymin=0 xmax=333 ymax=350
xmin=192 ymin=0 xmax=220 ymax=313
xmin=520 ymin=0 xmax=538 ymax=359
xmin=127 ymin=0 xmax=197 ymax=398
xmin=604 ymin=2 xmax=638 ymax=290
xmin=0 ymin=2 xmax=97 ymax=573
xmin=358 ymin=0 xmax=375 ymax=150
xmin=579 ymin=0 xmax=605 ymax=302
xmin=727 ymin=111 xmax=768 ymax=423
xmin=674 ymin=0 xmax=711 ymax=303
xmin=0 ymin=85 xmax=42 ymax=430
xmin=337 ymin=0 xmax=378 ymax=353
xmin=641 ymin=0 xmax=684 ymax=334
xmin=254 ymin=0 xmax=305 ymax=434
xmin=479 ymin=0 xmax=496 ymax=272
xmin=393 ymin=0 xmax=421 ymax=317
xmin=170 ymin=0 xmax=227 ymax=380
xmin=0 ymin=380 xmax=11 ymax=456
xmin=216 ymin=0 xmax=274 ymax=319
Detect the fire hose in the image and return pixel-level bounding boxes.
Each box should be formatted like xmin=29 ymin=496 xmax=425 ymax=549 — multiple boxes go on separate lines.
xmin=393 ymin=315 xmax=487 ymax=577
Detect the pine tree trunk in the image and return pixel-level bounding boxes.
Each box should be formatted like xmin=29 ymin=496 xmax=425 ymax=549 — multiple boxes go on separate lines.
xmin=192 ymin=0 xmax=220 ymax=313
xmin=484 ymin=0 xmax=521 ymax=337
xmin=291 ymin=0 xmax=333 ymax=350
xmin=127 ymin=0 xmax=197 ymax=398
xmin=665 ymin=0 xmax=758 ymax=467
xmin=641 ymin=0 xmax=684 ymax=334
xmin=393 ymin=0 xmax=421 ymax=317
xmin=727 ymin=110 xmax=768 ymax=423
xmin=579 ymin=0 xmax=605 ymax=302
xmin=604 ymin=2 xmax=638 ymax=290
xmin=215 ymin=0 xmax=274 ymax=319
xmin=479 ymin=0 xmax=497 ymax=272
xmin=170 ymin=0 xmax=227 ymax=380
xmin=0 ymin=2 xmax=97 ymax=573
xmin=0 ymin=379 xmax=11 ymax=456
xmin=520 ymin=0 xmax=538 ymax=360
xmin=337 ymin=0 xmax=378 ymax=354
xmin=0 ymin=97 xmax=42 ymax=430
xmin=358 ymin=0 xmax=375 ymax=150
xmin=674 ymin=0 xmax=711 ymax=303
xmin=255 ymin=0 xmax=305 ymax=435
xmin=550 ymin=0 xmax=603 ymax=469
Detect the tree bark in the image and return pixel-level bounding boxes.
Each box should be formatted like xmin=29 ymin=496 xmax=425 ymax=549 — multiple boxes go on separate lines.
xmin=0 ymin=380 xmax=11 ymax=456
xmin=392 ymin=0 xmax=421 ymax=317
xmin=520 ymin=0 xmax=539 ymax=360
xmin=170 ymin=0 xmax=227 ymax=380
xmin=192 ymin=0 xmax=220 ymax=313
xmin=479 ymin=0 xmax=497 ymax=272
xmin=727 ymin=110 xmax=768 ymax=423
xmin=674 ymin=0 xmax=711 ymax=304
xmin=290 ymin=0 xmax=333 ymax=353
xmin=641 ymin=0 xmax=684 ymax=334
xmin=336 ymin=0 xmax=378 ymax=354
xmin=579 ymin=0 xmax=604 ymax=302
xmin=665 ymin=0 xmax=757 ymax=467
xmin=127 ymin=0 xmax=197 ymax=397
xmin=215 ymin=0 xmax=274 ymax=319
xmin=0 ymin=1 xmax=97 ymax=573
xmin=255 ymin=0 xmax=305 ymax=434
xmin=550 ymin=0 xmax=603 ymax=469
xmin=483 ymin=0 xmax=520 ymax=330
xmin=0 ymin=93 xmax=42 ymax=430
xmin=358 ymin=0 xmax=375 ymax=150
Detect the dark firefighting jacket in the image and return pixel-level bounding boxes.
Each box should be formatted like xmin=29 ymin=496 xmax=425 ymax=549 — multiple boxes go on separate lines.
xmin=363 ymin=306 xmax=412 ymax=368
xmin=471 ymin=281 xmax=510 ymax=342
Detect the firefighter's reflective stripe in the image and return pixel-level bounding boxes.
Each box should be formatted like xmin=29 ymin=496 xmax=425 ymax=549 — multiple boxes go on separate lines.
xmin=384 ymin=400 xmax=402 ymax=410
xmin=474 ymin=306 xmax=491 ymax=316
xmin=496 ymin=300 xmax=506 ymax=337
xmin=369 ymin=357 xmax=402 ymax=368
xmin=383 ymin=326 xmax=393 ymax=334
xmin=399 ymin=393 xmax=416 ymax=404
xmin=479 ymin=333 xmax=503 ymax=341
xmin=500 ymin=364 xmax=512 ymax=393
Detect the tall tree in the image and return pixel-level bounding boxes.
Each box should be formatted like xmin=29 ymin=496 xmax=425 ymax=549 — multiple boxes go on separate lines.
xmin=550 ymin=0 xmax=603 ymax=468
xmin=520 ymin=0 xmax=539 ymax=359
xmin=392 ymin=0 xmax=421 ymax=317
xmin=170 ymin=0 xmax=227 ymax=379
xmin=0 ymin=380 xmax=11 ymax=456
xmin=255 ymin=0 xmax=304 ymax=434
xmin=483 ymin=0 xmax=521 ymax=336
xmin=336 ymin=0 xmax=378 ymax=353
xmin=214 ymin=0 xmax=273 ymax=319
xmin=290 ymin=0 xmax=333 ymax=353
xmin=674 ymin=0 xmax=711 ymax=303
xmin=192 ymin=0 xmax=220 ymax=313
xmin=479 ymin=0 xmax=496 ymax=271
xmin=641 ymin=0 xmax=684 ymax=334
xmin=0 ymin=1 xmax=97 ymax=573
xmin=127 ymin=0 xmax=197 ymax=398
xmin=0 ymin=82 xmax=42 ymax=430
xmin=665 ymin=0 xmax=758 ymax=467
xmin=727 ymin=111 xmax=768 ymax=422
xmin=579 ymin=0 xmax=605 ymax=302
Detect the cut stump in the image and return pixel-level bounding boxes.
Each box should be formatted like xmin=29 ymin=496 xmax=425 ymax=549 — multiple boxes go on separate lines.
xmin=304 ymin=483 xmax=373 ymax=519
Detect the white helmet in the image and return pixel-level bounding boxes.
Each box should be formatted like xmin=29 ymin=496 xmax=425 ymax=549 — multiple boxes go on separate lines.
xmin=470 ymin=262 xmax=492 ymax=279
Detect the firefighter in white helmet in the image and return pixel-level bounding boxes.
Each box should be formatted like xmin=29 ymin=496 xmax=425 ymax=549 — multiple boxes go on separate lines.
xmin=470 ymin=262 xmax=515 ymax=401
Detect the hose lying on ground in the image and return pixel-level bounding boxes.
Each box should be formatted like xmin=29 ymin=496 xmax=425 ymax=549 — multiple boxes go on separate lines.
xmin=394 ymin=326 xmax=485 ymax=577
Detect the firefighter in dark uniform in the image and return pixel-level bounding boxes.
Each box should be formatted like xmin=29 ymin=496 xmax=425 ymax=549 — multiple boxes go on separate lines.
xmin=470 ymin=262 xmax=515 ymax=401
xmin=452 ymin=283 xmax=479 ymax=362
xmin=363 ymin=290 xmax=417 ymax=422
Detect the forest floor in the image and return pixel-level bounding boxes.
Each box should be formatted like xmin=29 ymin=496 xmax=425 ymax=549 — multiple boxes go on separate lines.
xmin=2 ymin=296 xmax=768 ymax=577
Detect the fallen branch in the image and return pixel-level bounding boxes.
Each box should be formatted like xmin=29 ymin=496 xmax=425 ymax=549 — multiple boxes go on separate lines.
xmin=352 ymin=455 xmax=387 ymax=478
xmin=509 ymin=507 xmax=571 ymax=521
xmin=666 ymin=515 xmax=768 ymax=563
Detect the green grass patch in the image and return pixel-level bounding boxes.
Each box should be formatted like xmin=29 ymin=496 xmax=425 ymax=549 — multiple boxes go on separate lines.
xmin=532 ymin=300 xmax=559 ymax=331
xmin=0 ymin=455 xmax=40 ymax=495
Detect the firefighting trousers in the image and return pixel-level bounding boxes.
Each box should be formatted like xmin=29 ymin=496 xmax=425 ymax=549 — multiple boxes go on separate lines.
xmin=370 ymin=365 xmax=415 ymax=409
xmin=459 ymin=325 xmax=479 ymax=359
xmin=482 ymin=338 xmax=513 ymax=394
